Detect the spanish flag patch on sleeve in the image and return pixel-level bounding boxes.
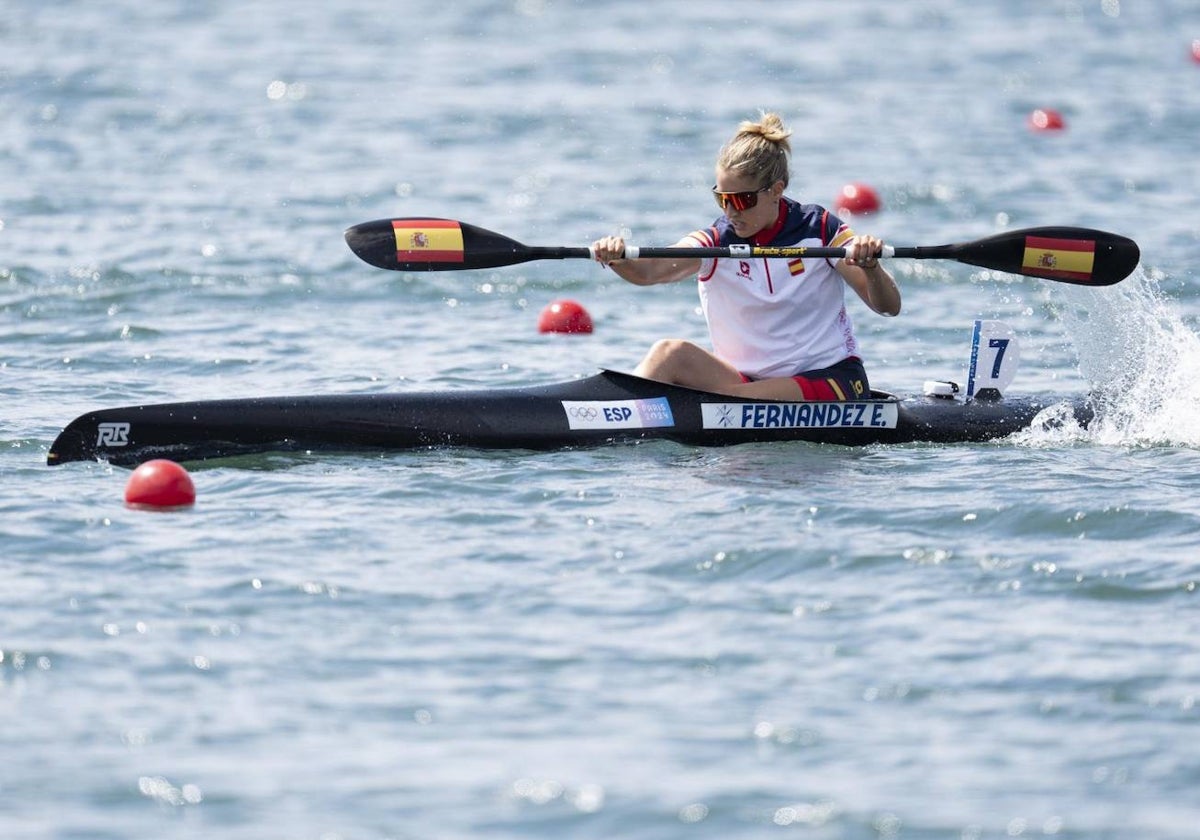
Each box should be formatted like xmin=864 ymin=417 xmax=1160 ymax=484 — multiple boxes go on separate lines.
xmin=393 ymin=219 xmax=465 ymax=263
xmin=1021 ymin=236 xmax=1095 ymax=282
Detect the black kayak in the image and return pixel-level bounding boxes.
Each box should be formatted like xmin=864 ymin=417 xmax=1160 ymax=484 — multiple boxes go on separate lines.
xmin=46 ymin=369 xmax=1094 ymax=466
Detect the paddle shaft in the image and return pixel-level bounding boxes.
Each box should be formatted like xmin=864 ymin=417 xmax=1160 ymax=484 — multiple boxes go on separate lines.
xmin=346 ymin=218 xmax=1140 ymax=285
xmin=539 ymin=244 xmax=918 ymax=260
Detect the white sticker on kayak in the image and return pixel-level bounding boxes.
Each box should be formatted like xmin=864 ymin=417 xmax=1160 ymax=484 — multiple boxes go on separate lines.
xmin=702 ymin=401 xmax=898 ymax=430
xmin=562 ymin=397 xmax=675 ymax=430
xmin=967 ymin=319 xmax=1020 ymax=398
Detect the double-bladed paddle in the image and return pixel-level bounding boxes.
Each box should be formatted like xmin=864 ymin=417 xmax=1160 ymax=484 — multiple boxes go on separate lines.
xmin=345 ymin=217 xmax=1139 ymax=286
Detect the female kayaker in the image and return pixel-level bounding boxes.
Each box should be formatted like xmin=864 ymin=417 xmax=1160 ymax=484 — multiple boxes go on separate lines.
xmin=592 ymin=112 xmax=900 ymax=401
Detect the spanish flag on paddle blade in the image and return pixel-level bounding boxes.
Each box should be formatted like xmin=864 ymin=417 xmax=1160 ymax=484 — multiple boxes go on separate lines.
xmin=1021 ymin=235 xmax=1095 ymax=282
xmin=393 ymin=219 xmax=465 ymax=263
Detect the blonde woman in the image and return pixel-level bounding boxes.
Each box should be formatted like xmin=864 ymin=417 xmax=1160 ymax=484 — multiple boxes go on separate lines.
xmin=593 ymin=112 xmax=900 ymax=401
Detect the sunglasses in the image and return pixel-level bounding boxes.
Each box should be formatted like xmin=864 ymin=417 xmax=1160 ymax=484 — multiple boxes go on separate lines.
xmin=712 ymin=185 xmax=771 ymax=212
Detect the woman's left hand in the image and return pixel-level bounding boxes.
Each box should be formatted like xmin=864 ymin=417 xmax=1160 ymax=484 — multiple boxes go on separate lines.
xmin=844 ymin=235 xmax=884 ymax=269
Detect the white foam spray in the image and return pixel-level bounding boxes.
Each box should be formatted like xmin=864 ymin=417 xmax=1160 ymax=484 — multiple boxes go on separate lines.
xmin=1027 ymin=269 xmax=1200 ymax=448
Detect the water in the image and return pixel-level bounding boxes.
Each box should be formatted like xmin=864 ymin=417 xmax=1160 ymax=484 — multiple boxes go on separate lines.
xmin=4 ymin=1 xmax=1200 ymax=837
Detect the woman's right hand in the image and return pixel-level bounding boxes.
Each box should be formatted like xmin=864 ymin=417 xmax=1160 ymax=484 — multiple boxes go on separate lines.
xmin=590 ymin=235 xmax=627 ymax=266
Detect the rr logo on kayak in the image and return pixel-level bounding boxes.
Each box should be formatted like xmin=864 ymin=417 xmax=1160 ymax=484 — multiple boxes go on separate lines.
xmin=96 ymin=422 xmax=131 ymax=447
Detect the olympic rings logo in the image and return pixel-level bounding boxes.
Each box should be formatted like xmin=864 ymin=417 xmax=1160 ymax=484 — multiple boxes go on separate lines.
xmin=567 ymin=406 xmax=599 ymax=419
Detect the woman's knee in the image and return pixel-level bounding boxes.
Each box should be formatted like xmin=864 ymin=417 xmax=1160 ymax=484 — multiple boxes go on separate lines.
xmin=637 ymin=338 xmax=697 ymax=379
xmin=642 ymin=339 xmax=694 ymax=369
xmin=648 ymin=338 xmax=697 ymax=361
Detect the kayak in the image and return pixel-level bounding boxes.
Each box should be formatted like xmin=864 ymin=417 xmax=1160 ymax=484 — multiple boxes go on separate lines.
xmin=46 ymin=367 xmax=1093 ymax=467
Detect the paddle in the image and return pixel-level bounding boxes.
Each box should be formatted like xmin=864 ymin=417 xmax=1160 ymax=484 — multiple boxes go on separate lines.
xmin=345 ymin=218 xmax=1140 ymax=286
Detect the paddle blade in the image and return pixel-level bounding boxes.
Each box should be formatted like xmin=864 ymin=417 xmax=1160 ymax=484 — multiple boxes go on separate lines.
xmin=345 ymin=218 xmax=535 ymax=271
xmin=951 ymin=226 xmax=1140 ymax=286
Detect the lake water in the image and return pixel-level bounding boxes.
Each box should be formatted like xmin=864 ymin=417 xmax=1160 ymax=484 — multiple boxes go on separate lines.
xmin=4 ymin=1 xmax=1200 ymax=838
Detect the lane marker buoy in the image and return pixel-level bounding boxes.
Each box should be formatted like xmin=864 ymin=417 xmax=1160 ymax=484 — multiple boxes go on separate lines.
xmin=125 ymin=459 xmax=196 ymax=509
xmin=1028 ymin=108 xmax=1065 ymax=132
xmin=835 ymin=182 xmax=881 ymax=216
xmin=538 ymin=299 xmax=594 ymax=334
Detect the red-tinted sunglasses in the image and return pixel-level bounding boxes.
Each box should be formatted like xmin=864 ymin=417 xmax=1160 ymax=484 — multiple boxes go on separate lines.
xmin=712 ymin=185 xmax=770 ymax=212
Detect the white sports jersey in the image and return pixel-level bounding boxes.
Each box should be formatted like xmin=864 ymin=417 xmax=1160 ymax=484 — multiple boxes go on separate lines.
xmin=685 ymin=199 xmax=859 ymax=379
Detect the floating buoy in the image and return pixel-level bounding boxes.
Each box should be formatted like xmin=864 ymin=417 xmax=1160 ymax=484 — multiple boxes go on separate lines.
xmin=834 ymin=182 xmax=881 ymax=216
xmin=125 ymin=459 xmax=196 ymax=509
xmin=1028 ymin=108 xmax=1065 ymax=132
xmin=537 ymin=299 xmax=593 ymax=334
xmin=1192 ymin=39 xmax=1200 ymax=64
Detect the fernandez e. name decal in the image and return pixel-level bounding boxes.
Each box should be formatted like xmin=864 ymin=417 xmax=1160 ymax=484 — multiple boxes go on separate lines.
xmin=702 ymin=401 xmax=898 ymax=430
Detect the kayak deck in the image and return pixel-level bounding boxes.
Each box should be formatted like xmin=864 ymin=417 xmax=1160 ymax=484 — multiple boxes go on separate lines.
xmin=46 ymin=369 xmax=1094 ymax=466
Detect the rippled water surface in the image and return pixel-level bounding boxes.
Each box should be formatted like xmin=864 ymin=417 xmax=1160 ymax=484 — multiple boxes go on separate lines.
xmin=4 ymin=2 xmax=1200 ymax=838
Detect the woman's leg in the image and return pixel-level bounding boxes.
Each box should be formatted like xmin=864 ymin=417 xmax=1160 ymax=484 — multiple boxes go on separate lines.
xmin=635 ymin=342 xmax=868 ymax=401
xmin=634 ymin=339 xmax=805 ymax=398
xmin=634 ymin=339 xmax=745 ymax=392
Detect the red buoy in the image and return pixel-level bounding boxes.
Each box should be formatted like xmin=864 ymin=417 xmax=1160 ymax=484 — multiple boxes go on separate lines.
xmin=834 ymin=183 xmax=881 ymax=216
xmin=125 ymin=459 xmax=196 ymax=509
xmin=537 ymin=299 xmax=593 ymax=334
xmin=1192 ymin=39 xmax=1200 ymax=64
xmin=1028 ymin=108 xmax=1065 ymax=131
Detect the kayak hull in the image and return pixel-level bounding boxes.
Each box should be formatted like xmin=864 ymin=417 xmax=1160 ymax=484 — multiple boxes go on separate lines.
xmin=47 ymin=369 xmax=1093 ymax=466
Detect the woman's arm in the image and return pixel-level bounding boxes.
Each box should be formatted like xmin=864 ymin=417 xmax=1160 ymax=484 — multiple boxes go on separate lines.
xmin=592 ymin=235 xmax=702 ymax=286
xmin=838 ymin=234 xmax=901 ymax=316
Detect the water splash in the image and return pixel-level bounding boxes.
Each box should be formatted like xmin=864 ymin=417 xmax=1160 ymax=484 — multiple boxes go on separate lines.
xmin=1047 ymin=269 xmax=1200 ymax=447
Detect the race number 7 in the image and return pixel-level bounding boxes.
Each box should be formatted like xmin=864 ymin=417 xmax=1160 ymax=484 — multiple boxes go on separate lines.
xmin=988 ymin=338 xmax=1010 ymax=378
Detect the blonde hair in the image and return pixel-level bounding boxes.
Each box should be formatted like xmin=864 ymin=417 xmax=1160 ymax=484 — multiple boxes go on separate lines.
xmin=716 ymin=112 xmax=792 ymax=189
